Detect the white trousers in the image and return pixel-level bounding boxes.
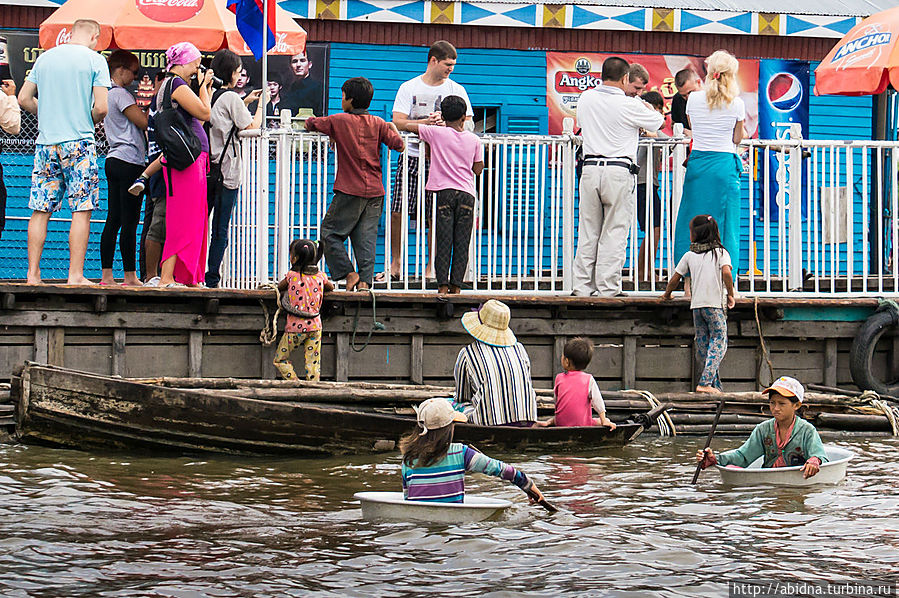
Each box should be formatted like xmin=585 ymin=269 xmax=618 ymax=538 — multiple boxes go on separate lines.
xmin=572 ymin=164 xmax=636 ymax=296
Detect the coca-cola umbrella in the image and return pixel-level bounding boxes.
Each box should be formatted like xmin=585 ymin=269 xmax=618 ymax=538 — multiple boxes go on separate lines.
xmin=39 ymin=0 xmax=305 ymax=55
xmin=814 ymin=6 xmax=899 ymax=95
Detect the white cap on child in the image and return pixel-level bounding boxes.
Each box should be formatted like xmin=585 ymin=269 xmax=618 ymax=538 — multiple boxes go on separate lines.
xmin=414 ymin=398 xmax=467 ymax=435
xmin=762 ymin=376 xmax=805 ymax=403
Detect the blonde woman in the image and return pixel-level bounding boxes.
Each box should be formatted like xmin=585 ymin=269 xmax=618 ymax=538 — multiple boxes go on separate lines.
xmin=673 ymin=50 xmax=745 ymax=279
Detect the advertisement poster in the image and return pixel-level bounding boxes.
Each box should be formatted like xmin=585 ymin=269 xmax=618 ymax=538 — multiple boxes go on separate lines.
xmin=546 ymin=51 xmax=759 ymax=137
xmin=0 ymin=30 xmax=329 ymax=152
xmin=757 ymin=59 xmax=810 ymax=220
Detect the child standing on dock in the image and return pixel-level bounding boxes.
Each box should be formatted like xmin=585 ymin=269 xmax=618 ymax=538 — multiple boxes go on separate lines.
xmin=661 ymin=215 xmax=735 ymax=393
xmin=535 ymin=337 xmax=616 ymax=429
xmin=306 ymin=77 xmax=405 ymax=291
xmin=404 ymin=96 xmax=484 ymax=294
xmin=401 ymin=398 xmax=546 ymax=503
xmin=273 ymin=239 xmax=334 ymax=381
xmin=696 ymin=376 xmax=828 ymax=478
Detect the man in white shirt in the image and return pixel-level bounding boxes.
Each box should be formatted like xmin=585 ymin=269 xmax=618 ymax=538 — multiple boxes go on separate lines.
xmin=573 ymin=56 xmax=665 ymax=297
xmin=382 ymin=41 xmax=472 ymax=282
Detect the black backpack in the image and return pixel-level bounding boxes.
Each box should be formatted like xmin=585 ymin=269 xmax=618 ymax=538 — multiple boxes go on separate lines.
xmin=205 ymin=88 xmax=239 ymax=210
xmin=154 ymin=77 xmax=202 ymax=172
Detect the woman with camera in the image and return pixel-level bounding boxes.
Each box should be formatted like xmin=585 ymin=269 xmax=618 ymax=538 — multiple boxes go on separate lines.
xmin=205 ymin=49 xmax=264 ymax=288
xmin=156 ymin=42 xmax=213 ymax=288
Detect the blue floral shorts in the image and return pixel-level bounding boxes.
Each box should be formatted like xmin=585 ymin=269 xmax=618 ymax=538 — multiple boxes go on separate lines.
xmin=29 ymin=140 xmax=100 ymax=213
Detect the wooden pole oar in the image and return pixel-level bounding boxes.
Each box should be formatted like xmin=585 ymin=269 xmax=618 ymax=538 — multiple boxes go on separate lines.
xmin=691 ymin=399 xmax=725 ymax=485
xmin=525 ymin=485 xmax=558 ymax=513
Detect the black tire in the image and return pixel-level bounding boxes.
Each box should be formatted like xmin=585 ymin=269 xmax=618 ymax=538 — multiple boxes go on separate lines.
xmin=850 ymin=308 xmax=899 ymax=395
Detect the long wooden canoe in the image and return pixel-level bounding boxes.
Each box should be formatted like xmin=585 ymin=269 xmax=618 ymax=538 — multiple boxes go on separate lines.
xmin=11 ymin=363 xmax=662 ymax=456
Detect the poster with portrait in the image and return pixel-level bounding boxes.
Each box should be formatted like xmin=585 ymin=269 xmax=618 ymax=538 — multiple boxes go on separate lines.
xmin=546 ymin=51 xmax=759 ymax=137
xmin=238 ymin=42 xmax=329 ymax=122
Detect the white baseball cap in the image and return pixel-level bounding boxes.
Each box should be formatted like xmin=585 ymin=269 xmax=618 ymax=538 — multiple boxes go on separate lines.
xmin=415 ymin=398 xmax=467 ymax=435
xmin=762 ymin=376 xmax=805 ymax=403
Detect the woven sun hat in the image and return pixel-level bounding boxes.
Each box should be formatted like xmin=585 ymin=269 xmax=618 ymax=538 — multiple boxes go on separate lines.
xmin=762 ymin=376 xmax=805 ymax=403
xmin=461 ymin=299 xmax=517 ymax=347
xmin=415 ymin=398 xmax=467 ymax=435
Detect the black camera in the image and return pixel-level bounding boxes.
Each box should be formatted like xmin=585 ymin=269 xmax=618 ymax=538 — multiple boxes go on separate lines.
xmin=197 ymin=65 xmax=223 ymax=87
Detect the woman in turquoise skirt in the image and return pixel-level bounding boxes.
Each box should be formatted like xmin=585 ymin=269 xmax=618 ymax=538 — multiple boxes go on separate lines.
xmin=673 ymin=50 xmax=746 ymax=276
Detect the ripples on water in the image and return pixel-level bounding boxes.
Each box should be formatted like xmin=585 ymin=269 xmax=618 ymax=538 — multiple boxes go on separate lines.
xmin=0 ymin=437 xmax=897 ymax=597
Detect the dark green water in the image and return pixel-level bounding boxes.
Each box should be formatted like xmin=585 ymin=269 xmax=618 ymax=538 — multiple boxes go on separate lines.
xmin=0 ymin=436 xmax=897 ymax=597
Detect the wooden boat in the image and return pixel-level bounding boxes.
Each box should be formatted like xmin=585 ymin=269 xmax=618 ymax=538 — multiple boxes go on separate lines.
xmin=714 ymin=445 xmax=854 ymax=486
xmin=355 ymin=491 xmax=512 ymax=523
xmin=10 ymin=363 xmax=666 ymax=456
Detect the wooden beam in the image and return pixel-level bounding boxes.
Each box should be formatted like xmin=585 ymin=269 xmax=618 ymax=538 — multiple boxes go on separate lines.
xmin=623 ymin=336 xmax=636 ymax=389
xmin=188 ymin=331 xmax=203 ymax=378
xmin=410 ymin=334 xmax=423 ymax=385
xmin=112 ymin=329 xmax=126 ymax=376
xmin=553 ymin=336 xmax=566 ymax=377
xmin=33 ymin=328 xmax=48 ymax=364
xmin=824 ymin=338 xmax=838 ymax=387
xmin=48 ymin=327 xmax=64 ymax=366
xmin=336 ymin=333 xmax=349 ymax=382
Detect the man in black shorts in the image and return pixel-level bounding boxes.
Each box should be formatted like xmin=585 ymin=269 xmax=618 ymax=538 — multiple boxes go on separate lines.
xmin=381 ymin=41 xmax=472 ymax=282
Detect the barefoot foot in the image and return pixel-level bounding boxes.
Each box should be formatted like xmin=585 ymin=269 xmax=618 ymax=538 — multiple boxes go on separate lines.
xmin=695 ymin=385 xmax=722 ymax=394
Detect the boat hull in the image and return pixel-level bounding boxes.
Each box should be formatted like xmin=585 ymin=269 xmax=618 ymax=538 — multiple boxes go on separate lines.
xmin=355 ymin=491 xmax=512 ymax=523
xmin=715 ymin=445 xmax=853 ymax=486
xmin=12 ymin=364 xmax=647 ymax=457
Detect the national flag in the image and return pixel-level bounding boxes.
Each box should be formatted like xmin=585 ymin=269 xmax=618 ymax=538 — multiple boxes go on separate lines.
xmin=227 ymin=0 xmax=277 ymax=60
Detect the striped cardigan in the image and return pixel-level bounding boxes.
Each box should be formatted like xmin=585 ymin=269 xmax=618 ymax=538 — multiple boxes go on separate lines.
xmin=453 ymin=341 xmax=538 ymax=426
xmin=401 ymin=442 xmax=530 ymax=503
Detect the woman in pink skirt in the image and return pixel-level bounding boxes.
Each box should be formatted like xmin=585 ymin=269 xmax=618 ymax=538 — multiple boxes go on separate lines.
xmin=158 ymin=42 xmax=213 ymax=287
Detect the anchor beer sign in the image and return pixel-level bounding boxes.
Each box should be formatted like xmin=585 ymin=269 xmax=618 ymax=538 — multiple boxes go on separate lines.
xmin=831 ymin=24 xmax=892 ymax=67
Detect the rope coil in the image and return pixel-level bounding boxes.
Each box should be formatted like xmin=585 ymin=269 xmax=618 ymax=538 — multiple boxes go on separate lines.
xmin=629 ymin=389 xmax=676 ymax=437
xmin=854 ymin=389 xmax=899 ymax=436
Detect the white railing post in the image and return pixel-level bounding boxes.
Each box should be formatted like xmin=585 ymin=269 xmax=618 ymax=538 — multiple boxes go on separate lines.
xmin=256 ymin=129 xmax=271 ymax=285
xmin=275 ymin=125 xmax=292 ymax=278
xmin=562 ymin=117 xmax=576 ymax=292
xmin=787 ymin=123 xmax=803 ymax=290
xmin=671 ymin=123 xmax=686 ymax=232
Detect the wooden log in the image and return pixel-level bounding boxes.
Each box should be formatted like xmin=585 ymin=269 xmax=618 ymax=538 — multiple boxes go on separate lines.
xmin=815 ymin=412 xmax=893 ymax=432
xmin=672 ymin=424 xmax=758 ymax=435
xmin=666 ymin=413 xmax=768 ymax=425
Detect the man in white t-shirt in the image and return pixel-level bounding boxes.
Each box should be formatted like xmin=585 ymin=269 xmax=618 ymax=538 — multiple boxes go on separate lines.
xmin=381 ymin=40 xmax=472 ymax=282
xmin=573 ymin=56 xmax=664 ymax=297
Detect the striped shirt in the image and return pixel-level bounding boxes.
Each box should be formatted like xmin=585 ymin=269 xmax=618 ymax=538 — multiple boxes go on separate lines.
xmin=401 ymin=442 xmax=530 ymax=503
xmin=453 ymin=341 xmax=538 ymax=426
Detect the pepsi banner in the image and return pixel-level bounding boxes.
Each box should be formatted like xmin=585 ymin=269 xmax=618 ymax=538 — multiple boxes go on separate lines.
xmin=757 ymin=59 xmax=810 ymax=221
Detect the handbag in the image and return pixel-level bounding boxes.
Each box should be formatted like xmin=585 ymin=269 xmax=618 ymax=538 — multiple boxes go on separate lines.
xmin=206 ymin=89 xmax=239 ymax=211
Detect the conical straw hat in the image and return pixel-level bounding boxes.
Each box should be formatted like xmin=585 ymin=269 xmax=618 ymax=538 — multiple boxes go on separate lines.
xmin=461 ymin=299 xmax=517 ymax=347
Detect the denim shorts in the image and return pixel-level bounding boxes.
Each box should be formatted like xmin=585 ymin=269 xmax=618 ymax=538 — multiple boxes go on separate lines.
xmin=29 ymin=140 xmax=100 ymax=213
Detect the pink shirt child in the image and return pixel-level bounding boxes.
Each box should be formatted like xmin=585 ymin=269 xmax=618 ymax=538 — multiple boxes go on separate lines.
xmin=417 ymin=125 xmax=483 ymax=198
xmin=553 ymin=370 xmax=606 ymax=427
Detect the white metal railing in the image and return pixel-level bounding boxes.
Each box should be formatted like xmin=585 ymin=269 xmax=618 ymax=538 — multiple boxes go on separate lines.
xmin=221 ymin=124 xmax=899 ymax=297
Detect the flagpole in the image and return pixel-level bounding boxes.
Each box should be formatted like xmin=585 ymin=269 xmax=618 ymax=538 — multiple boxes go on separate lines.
xmin=261 ymin=0 xmax=269 ymax=117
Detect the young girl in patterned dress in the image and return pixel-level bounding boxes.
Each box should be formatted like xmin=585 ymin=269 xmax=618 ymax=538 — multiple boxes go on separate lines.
xmin=661 ymin=215 xmax=736 ymax=393
xmin=273 ymin=239 xmax=333 ymax=380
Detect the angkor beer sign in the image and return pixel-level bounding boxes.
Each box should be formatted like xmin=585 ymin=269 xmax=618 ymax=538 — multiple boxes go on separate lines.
xmin=136 ymin=0 xmax=205 ymax=23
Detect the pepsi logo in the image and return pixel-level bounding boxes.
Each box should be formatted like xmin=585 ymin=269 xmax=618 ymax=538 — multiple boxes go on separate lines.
xmin=766 ymin=72 xmax=803 ymax=112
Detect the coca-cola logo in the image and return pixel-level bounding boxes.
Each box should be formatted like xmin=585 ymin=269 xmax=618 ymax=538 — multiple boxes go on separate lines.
xmin=136 ymin=0 xmax=204 ymax=23
xmin=55 ymin=28 xmax=72 ymax=47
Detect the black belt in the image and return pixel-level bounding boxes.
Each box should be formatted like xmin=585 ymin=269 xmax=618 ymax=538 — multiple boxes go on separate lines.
xmin=583 ymin=158 xmax=632 ymax=170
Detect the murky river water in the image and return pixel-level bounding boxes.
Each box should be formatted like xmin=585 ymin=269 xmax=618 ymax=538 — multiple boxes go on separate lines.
xmin=1 ymin=436 xmax=897 ymax=597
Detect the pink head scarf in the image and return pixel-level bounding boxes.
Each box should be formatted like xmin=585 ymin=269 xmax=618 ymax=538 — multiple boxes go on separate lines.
xmin=165 ymin=42 xmax=201 ymax=71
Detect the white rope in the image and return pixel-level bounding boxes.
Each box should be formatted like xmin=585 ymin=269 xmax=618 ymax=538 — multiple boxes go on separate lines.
xmin=257 ymin=282 xmax=281 ymax=346
xmin=629 ymin=389 xmax=676 ymax=437
xmin=857 ymin=390 xmax=899 ymax=436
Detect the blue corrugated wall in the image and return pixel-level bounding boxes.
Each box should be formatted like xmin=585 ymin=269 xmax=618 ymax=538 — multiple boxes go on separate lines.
xmin=0 ymin=45 xmax=876 ymax=281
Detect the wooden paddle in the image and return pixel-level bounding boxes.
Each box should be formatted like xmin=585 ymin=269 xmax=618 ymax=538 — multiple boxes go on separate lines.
xmin=691 ymin=399 xmax=726 ymax=485
xmin=525 ymin=485 xmax=558 ymax=513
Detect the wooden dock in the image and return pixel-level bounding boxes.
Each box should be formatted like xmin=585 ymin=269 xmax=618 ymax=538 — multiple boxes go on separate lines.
xmin=0 ymin=283 xmax=889 ymax=395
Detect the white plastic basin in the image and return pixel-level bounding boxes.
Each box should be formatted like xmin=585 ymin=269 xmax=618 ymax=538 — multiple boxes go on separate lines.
xmin=355 ymin=491 xmax=512 ymax=523
xmin=715 ymin=445 xmax=854 ymax=486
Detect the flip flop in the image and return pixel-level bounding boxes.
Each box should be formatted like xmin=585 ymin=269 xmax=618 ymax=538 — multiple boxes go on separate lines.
xmin=374 ymin=272 xmax=401 ymax=283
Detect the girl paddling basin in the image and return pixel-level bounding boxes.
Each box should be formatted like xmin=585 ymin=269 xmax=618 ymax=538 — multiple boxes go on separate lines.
xmin=696 ymin=376 xmax=828 ymax=479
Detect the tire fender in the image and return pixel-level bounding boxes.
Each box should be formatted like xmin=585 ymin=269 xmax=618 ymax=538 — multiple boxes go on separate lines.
xmin=850 ymin=306 xmax=899 ymax=395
